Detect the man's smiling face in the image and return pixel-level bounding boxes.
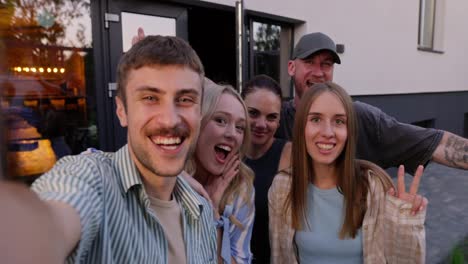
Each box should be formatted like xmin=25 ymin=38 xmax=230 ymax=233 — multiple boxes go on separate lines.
xmin=116 ymin=65 xmax=202 ymax=178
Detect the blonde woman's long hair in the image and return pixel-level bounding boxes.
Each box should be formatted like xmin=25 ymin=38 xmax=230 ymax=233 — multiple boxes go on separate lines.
xmin=186 ymin=78 xmax=254 ymax=215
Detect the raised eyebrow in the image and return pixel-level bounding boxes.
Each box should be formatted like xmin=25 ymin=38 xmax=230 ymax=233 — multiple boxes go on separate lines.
xmin=334 ymin=114 xmax=347 ymax=118
xmin=135 ymin=86 xmax=164 ymax=94
xmin=176 ymin=88 xmax=200 ymax=98
xmin=216 ymin=111 xmax=246 ymax=122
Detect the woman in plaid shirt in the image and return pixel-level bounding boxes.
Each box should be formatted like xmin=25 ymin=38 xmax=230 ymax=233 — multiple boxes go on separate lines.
xmin=268 ymin=82 xmax=427 ymax=263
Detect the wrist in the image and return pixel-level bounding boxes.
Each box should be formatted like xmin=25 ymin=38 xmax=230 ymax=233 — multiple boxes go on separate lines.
xmin=215 ymin=217 xmax=223 ymax=229
xmin=213 ymin=210 xmax=221 ymax=220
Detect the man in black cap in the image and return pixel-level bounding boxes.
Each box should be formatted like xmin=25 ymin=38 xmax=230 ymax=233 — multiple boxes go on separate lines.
xmin=276 ymin=32 xmax=468 ymax=173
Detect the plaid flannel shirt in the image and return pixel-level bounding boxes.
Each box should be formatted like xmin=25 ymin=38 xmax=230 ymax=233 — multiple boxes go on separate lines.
xmin=268 ymin=170 xmax=426 ymax=264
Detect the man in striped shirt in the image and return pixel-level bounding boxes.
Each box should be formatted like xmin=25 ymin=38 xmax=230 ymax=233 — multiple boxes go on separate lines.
xmin=29 ymin=35 xmax=217 ymax=263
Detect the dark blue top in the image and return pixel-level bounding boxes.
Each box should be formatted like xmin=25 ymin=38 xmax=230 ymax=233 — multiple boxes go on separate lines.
xmin=245 ymin=138 xmax=287 ymax=264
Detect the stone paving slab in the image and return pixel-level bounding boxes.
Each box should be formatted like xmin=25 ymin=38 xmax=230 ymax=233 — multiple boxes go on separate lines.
xmin=389 ymin=163 xmax=468 ymax=263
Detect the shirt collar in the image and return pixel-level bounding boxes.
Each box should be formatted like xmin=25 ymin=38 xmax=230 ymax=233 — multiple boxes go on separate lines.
xmin=113 ymin=144 xmax=143 ymax=194
xmin=173 ymin=176 xmax=204 ymax=220
xmin=113 ymin=144 xmax=203 ymax=220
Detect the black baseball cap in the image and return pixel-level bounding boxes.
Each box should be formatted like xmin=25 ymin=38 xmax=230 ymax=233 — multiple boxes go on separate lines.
xmin=292 ymin=32 xmax=341 ymax=64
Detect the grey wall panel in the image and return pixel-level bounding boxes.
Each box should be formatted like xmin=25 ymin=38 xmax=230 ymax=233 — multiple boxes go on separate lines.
xmin=352 ymin=91 xmax=468 ymax=137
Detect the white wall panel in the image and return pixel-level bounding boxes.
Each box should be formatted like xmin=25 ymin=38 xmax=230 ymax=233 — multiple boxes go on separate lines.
xmin=203 ymin=0 xmax=468 ymax=95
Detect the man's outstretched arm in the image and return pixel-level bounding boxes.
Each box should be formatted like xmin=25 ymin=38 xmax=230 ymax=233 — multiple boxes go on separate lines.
xmin=0 ymin=182 xmax=81 ymax=263
xmin=432 ymin=131 xmax=468 ymax=170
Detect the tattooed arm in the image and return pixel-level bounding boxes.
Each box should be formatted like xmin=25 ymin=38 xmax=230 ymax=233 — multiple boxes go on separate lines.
xmin=432 ymin=131 xmax=468 ymax=169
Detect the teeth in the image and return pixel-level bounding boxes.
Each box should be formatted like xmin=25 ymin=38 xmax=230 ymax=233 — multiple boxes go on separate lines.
xmin=217 ymin=145 xmax=232 ymax=152
xmin=317 ymin=143 xmax=334 ymax=150
xmin=160 ymin=145 xmax=177 ymax=150
xmin=153 ymin=137 xmax=181 ymax=145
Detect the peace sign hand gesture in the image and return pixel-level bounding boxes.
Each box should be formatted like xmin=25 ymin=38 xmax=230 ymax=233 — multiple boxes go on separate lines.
xmin=387 ymin=165 xmax=428 ymax=215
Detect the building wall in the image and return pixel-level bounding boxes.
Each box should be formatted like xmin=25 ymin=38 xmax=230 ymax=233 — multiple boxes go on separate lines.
xmin=353 ymin=91 xmax=468 ymax=136
xmin=201 ymin=0 xmax=468 ymax=135
xmin=204 ymin=0 xmax=468 ymax=96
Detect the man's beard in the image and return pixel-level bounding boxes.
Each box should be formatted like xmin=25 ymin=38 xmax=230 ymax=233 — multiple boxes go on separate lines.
xmin=294 ymin=76 xmax=320 ymax=99
xmin=132 ymin=121 xmax=197 ymax=178
xmin=293 ymin=77 xmax=306 ymax=99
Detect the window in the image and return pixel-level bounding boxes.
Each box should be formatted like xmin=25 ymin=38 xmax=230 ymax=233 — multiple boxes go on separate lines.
xmin=248 ymin=20 xmax=293 ymax=98
xmin=418 ymin=0 xmax=445 ymax=53
xmin=418 ymin=0 xmax=436 ymax=49
xmin=0 ymin=0 xmax=98 ymax=179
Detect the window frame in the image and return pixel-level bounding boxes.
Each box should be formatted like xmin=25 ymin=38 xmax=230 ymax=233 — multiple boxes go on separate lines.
xmin=245 ymin=10 xmax=302 ymax=100
xmin=418 ymin=0 xmax=445 ymax=54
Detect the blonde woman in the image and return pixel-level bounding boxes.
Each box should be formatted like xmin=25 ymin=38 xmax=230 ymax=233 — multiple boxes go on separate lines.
xmin=269 ymin=82 xmax=427 ymax=263
xmin=186 ymin=79 xmax=255 ymax=264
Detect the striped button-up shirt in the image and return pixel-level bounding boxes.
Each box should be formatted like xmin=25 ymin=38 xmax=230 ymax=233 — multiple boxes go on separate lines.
xmin=32 ymin=145 xmax=217 ymax=264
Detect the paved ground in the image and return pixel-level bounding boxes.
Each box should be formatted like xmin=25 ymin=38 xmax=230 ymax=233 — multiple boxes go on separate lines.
xmin=388 ymin=163 xmax=468 ymax=263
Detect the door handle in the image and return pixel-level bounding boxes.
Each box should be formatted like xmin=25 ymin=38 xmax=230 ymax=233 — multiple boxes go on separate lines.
xmin=108 ymin=82 xmax=117 ymax=98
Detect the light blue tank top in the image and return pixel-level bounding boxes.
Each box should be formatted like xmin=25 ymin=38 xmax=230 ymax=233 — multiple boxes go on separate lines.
xmin=295 ymin=184 xmax=363 ymax=264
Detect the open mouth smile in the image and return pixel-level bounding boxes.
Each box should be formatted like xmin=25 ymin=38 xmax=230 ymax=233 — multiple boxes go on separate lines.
xmin=151 ymin=136 xmax=185 ymax=151
xmin=316 ymin=143 xmax=335 ymax=151
xmin=214 ymin=144 xmax=232 ymax=163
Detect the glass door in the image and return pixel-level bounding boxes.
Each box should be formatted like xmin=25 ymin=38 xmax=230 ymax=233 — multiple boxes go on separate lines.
xmin=0 ymin=0 xmax=98 ymax=180
xmin=105 ymin=0 xmax=188 ymax=149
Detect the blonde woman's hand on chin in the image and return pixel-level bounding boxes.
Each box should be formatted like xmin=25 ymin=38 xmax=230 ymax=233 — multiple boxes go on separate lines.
xmin=205 ymin=154 xmax=240 ymax=216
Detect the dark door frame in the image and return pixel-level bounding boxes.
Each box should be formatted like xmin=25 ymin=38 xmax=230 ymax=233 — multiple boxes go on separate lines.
xmin=91 ymin=0 xmax=188 ymax=151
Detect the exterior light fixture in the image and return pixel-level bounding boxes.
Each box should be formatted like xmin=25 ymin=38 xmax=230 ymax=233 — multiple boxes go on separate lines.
xmin=12 ymin=66 xmax=66 ymax=74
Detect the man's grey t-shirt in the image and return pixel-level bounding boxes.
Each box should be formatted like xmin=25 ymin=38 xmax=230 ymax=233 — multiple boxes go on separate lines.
xmin=275 ymin=100 xmax=443 ymax=175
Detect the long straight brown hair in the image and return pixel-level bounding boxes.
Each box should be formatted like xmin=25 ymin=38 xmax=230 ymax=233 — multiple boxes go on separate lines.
xmin=287 ymin=82 xmax=369 ymax=239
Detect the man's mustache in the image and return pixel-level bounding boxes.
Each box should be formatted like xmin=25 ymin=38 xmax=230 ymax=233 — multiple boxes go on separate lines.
xmin=152 ymin=123 xmax=190 ymax=138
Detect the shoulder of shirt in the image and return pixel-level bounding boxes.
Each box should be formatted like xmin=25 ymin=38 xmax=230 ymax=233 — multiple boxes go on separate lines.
xmin=176 ymin=175 xmax=206 ymax=202
xmin=32 ymin=152 xmax=115 ymax=192
xmin=228 ymin=181 xmax=255 ymax=212
xmin=352 ymin=101 xmax=386 ymax=126
xmin=176 ymin=176 xmax=212 ymax=217
xmin=353 ymin=101 xmax=383 ymax=114
xmin=52 ymin=152 xmax=114 ymax=171
xmin=270 ymin=171 xmax=291 ymax=195
xmin=364 ymin=168 xmax=393 ymax=196
xmin=237 ymin=180 xmax=255 ymax=197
